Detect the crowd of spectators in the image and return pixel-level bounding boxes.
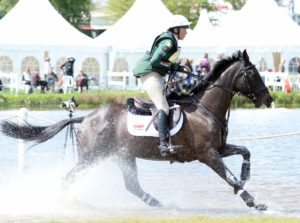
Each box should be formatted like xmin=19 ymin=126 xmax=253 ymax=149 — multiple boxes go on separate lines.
xmin=19 ymin=56 xmax=89 ymax=94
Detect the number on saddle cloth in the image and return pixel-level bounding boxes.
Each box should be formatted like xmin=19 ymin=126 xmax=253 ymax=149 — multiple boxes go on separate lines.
xmin=126 ymin=98 xmax=184 ymax=137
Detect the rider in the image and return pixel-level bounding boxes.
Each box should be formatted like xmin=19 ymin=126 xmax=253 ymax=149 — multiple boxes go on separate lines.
xmin=133 ymin=14 xmax=190 ymax=157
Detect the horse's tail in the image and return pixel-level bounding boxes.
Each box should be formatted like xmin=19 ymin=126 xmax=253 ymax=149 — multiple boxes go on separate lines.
xmin=0 ymin=116 xmax=85 ymax=145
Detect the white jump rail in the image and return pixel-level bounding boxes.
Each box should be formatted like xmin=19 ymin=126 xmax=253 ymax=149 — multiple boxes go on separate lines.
xmin=260 ymin=71 xmax=287 ymax=92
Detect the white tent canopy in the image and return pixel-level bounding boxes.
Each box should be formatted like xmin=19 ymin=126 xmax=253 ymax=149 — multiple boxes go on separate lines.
xmin=94 ymin=0 xmax=173 ymax=51
xmin=181 ymin=9 xmax=223 ymax=61
xmin=0 ymin=0 xmax=95 ymax=46
xmin=183 ymin=9 xmax=220 ymax=48
xmin=0 ymin=0 xmax=108 ymax=89
xmin=218 ymin=0 xmax=300 ymax=51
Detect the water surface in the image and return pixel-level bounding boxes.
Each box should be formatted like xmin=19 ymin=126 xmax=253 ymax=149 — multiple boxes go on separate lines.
xmin=0 ymin=108 xmax=299 ymax=220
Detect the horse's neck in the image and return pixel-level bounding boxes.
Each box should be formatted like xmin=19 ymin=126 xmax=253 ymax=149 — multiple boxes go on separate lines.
xmin=198 ymin=70 xmax=235 ymax=119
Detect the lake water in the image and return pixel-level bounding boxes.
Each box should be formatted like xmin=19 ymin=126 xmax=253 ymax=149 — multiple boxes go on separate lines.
xmin=0 ymin=108 xmax=299 ymax=220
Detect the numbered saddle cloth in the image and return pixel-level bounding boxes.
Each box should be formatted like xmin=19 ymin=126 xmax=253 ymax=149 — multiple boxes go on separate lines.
xmin=126 ymin=98 xmax=184 ymax=137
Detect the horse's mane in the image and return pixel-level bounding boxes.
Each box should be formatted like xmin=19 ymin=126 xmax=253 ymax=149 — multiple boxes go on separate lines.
xmin=170 ymin=51 xmax=244 ymax=111
xmin=208 ymin=51 xmax=241 ymax=82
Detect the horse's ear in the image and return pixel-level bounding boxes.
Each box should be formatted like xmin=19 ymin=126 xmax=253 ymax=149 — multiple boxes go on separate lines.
xmin=242 ymin=49 xmax=249 ymax=62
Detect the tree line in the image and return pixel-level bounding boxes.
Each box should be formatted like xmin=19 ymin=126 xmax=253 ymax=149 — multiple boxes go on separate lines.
xmin=1 ymin=0 xmax=282 ymax=31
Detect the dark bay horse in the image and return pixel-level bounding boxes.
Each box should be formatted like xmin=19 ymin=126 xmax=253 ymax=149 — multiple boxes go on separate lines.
xmin=0 ymin=50 xmax=273 ymax=211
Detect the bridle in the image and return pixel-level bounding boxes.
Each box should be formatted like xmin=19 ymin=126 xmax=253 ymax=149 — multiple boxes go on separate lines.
xmin=167 ymin=60 xmax=269 ymax=105
xmin=240 ymin=64 xmax=268 ymax=103
xmin=203 ymin=62 xmax=268 ymax=104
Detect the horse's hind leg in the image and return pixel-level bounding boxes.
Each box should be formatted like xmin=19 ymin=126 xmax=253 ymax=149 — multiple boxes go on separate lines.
xmin=219 ymin=143 xmax=251 ymax=188
xmin=116 ymin=155 xmax=162 ymax=207
xmin=200 ymin=148 xmax=267 ymax=211
xmin=62 ymin=161 xmax=89 ymax=188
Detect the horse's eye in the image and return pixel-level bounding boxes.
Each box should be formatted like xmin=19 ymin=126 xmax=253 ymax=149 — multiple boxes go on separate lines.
xmin=247 ymin=70 xmax=256 ymax=79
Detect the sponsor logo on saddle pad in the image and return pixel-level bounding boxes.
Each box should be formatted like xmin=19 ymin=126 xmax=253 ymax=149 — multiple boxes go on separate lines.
xmin=127 ymin=112 xmax=184 ymax=137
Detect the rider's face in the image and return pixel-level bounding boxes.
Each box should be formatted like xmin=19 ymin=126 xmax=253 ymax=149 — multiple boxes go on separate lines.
xmin=178 ymin=28 xmax=188 ymax=40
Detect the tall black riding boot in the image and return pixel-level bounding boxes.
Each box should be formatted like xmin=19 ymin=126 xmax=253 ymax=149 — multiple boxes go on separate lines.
xmin=157 ymin=110 xmax=182 ymax=157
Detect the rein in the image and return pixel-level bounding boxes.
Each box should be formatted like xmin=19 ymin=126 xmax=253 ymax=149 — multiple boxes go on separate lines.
xmin=197 ymin=101 xmax=229 ymax=145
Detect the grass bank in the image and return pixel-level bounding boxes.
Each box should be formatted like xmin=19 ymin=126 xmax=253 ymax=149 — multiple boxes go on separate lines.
xmin=0 ymin=90 xmax=147 ymax=110
xmin=0 ymin=90 xmax=300 ymax=110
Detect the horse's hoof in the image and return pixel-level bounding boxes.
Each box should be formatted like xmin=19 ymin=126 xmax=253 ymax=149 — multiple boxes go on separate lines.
xmin=255 ymin=203 xmax=268 ymax=211
xmin=149 ymin=199 xmax=162 ymax=207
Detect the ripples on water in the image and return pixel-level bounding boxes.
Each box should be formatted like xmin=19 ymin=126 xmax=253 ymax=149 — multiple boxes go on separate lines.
xmin=0 ymin=108 xmax=299 ymax=220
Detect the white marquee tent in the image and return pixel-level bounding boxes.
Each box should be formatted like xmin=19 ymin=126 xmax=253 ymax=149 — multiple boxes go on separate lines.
xmin=180 ymin=0 xmax=300 ymax=72
xmin=0 ymin=0 xmax=96 ymax=46
xmin=94 ymin=0 xmax=174 ymax=74
xmin=219 ymin=0 xmax=300 ymax=51
xmin=215 ymin=0 xmax=300 ymax=71
xmin=95 ymin=0 xmax=173 ymax=51
xmin=183 ymin=10 xmax=220 ymax=49
xmin=0 ymin=0 xmax=108 ymax=88
xmin=181 ymin=9 xmax=223 ymax=63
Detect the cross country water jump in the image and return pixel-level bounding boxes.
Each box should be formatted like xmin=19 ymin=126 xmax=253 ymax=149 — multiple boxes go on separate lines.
xmin=0 ymin=14 xmax=273 ymax=212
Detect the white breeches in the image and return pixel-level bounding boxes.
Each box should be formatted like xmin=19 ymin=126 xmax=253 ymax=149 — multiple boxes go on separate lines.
xmin=140 ymin=72 xmax=169 ymax=115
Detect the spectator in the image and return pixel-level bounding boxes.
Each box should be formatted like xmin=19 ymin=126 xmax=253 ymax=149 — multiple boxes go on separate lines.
xmin=60 ymin=56 xmax=76 ymax=77
xmin=44 ymin=57 xmax=52 ymax=79
xmin=46 ymin=68 xmax=58 ymax=93
xmin=22 ymin=67 xmax=32 ymax=94
xmin=75 ymin=70 xmax=89 ymax=93
xmin=195 ymin=56 xmax=211 ymax=78
xmin=32 ymin=69 xmax=48 ymax=93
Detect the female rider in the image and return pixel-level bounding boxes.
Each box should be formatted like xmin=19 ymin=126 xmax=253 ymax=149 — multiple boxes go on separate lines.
xmin=133 ymin=15 xmax=190 ymax=157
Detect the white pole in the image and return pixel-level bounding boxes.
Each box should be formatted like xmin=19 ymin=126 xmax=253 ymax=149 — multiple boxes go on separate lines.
xmin=18 ymin=108 xmax=28 ymax=171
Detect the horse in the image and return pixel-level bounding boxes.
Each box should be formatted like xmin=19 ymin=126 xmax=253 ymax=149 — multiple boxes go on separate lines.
xmin=0 ymin=50 xmax=273 ymax=211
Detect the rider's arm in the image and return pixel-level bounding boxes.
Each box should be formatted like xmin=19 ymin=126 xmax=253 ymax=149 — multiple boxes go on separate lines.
xmin=149 ymin=39 xmax=175 ymax=72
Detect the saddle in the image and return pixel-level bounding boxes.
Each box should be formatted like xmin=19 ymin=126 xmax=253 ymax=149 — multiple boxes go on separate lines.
xmin=127 ymin=97 xmax=184 ymax=137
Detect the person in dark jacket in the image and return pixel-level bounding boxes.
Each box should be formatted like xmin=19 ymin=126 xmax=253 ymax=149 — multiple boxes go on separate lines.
xmin=60 ymin=56 xmax=75 ymax=77
xmin=133 ymin=15 xmax=190 ymax=157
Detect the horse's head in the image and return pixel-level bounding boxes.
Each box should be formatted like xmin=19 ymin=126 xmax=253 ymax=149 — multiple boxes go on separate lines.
xmin=234 ymin=50 xmax=273 ymax=108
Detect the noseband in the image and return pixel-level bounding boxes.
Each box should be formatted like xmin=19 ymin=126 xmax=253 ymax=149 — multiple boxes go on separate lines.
xmin=206 ymin=63 xmax=268 ymax=103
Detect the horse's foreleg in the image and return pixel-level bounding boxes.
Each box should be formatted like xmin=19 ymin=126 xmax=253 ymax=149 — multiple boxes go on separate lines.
xmin=200 ymin=148 xmax=267 ymax=211
xmin=116 ymin=155 xmax=162 ymax=207
xmin=220 ymin=144 xmax=251 ymax=188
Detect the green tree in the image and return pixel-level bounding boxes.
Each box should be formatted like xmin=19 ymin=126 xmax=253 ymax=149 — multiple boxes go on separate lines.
xmin=50 ymin=0 xmax=93 ymax=27
xmin=0 ymin=0 xmax=17 ymax=18
xmin=163 ymin=0 xmax=213 ymax=28
xmin=224 ymin=0 xmax=246 ymax=10
xmin=107 ymin=0 xmax=135 ymax=22
xmin=0 ymin=0 xmax=93 ymax=28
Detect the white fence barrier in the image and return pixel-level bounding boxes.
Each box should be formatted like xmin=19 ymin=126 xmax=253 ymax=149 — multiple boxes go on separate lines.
xmin=107 ymin=71 xmax=141 ymax=90
xmin=260 ymin=72 xmax=293 ymax=92
xmin=0 ymin=71 xmax=20 ymax=94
